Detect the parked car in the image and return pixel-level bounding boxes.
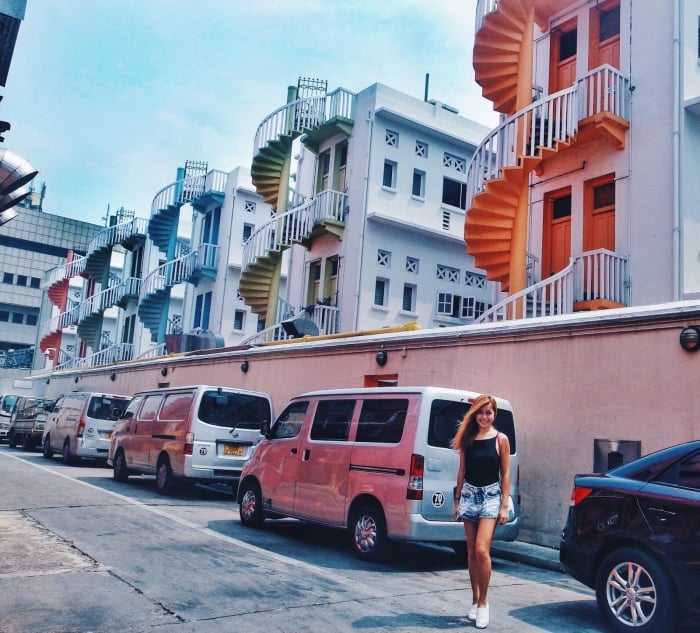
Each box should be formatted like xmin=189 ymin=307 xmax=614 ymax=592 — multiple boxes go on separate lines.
xmin=42 ymin=391 xmax=131 ymax=464
xmin=7 ymin=397 xmax=56 ymax=450
xmin=108 ymin=385 xmax=273 ymax=495
xmin=0 ymin=394 xmax=20 ymax=442
xmin=238 ymin=386 xmax=519 ymax=561
xmin=560 ymin=440 xmax=700 ymax=633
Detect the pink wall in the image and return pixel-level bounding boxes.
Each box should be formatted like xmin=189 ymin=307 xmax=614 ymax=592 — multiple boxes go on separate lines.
xmin=44 ymin=304 xmax=700 ymax=547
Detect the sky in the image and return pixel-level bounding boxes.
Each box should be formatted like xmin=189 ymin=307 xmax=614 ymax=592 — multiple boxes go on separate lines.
xmin=4 ymin=0 xmax=499 ymax=226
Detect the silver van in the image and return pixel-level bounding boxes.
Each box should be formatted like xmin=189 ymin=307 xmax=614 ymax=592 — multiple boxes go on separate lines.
xmin=238 ymin=386 xmax=519 ymax=561
xmin=0 ymin=394 xmax=20 ymax=441
xmin=108 ymin=385 xmax=273 ymax=495
xmin=42 ymin=392 xmax=131 ymax=464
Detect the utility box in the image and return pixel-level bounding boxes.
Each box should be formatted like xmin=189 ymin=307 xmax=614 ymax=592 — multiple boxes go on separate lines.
xmin=594 ymin=439 xmax=641 ymax=472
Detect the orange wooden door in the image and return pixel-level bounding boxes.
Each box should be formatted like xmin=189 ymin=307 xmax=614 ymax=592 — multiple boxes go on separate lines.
xmin=550 ymin=23 xmax=577 ymax=93
xmin=584 ymin=179 xmax=615 ymax=252
xmin=543 ymin=192 xmax=572 ymax=277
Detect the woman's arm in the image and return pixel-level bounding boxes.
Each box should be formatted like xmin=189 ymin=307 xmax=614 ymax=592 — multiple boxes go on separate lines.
xmin=453 ymin=450 xmax=465 ymax=518
xmin=498 ymin=433 xmax=511 ymax=524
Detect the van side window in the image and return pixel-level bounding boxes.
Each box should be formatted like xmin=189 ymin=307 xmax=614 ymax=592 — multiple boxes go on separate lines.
xmin=159 ymin=393 xmax=194 ymax=421
xmin=310 ymin=399 xmax=355 ymax=441
xmin=271 ymin=401 xmax=308 ymax=439
xmin=428 ymin=399 xmax=517 ymax=454
xmin=138 ymin=395 xmax=163 ymax=421
xmin=356 ymin=398 xmax=408 ymax=443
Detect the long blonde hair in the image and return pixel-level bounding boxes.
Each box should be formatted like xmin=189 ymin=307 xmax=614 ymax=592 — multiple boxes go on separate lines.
xmin=451 ymin=394 xmax=498 ymax=453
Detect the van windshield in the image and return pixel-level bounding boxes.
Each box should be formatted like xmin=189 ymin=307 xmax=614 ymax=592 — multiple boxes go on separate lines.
xmin=428 ymin=400 xmax=516 ymax=454
xmin=198 ymin=390 xmax=270 ymax=431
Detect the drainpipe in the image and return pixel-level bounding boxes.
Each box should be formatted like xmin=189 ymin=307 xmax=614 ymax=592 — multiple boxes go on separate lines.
xmin=672 ymin=0 xmax=682 ymax=300
xmin=353 ymin=108 xmax=373 ymax=330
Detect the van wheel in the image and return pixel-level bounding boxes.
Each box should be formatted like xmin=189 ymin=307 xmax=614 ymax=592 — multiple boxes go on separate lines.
xmin=21 ymin=434 xmax=33 ymax=451
xmin=239 ymin=480 xmax=265 ymax=527
xmin=155 ymin=457 xmax=176 ymax=495
xmin=42 ymin=435 xmax=54 ymax=459
xmin=451 ymin=540 xmax=468 ymax=563
xmin=8 ymin=432 xmax=17 ymax=448
xmin=62 ymin=439 xmax=75 ymax=465
xmin=113 ymin=449 xmax=129 ymax=482
xmin=349 ymin=503 xmax=388 ymax=562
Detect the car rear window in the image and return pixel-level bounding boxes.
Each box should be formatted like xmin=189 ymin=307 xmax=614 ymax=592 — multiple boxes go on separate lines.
xmin=198 ymin=390 xmax=271 ymax=430
xmin=88 ymin=395 xmax=130 ymax=420
xmin=428 ymin=399 xmax=516 ymax=453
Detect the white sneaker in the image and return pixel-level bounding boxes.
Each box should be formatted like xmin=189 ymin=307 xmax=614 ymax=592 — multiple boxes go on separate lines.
xmin=475 ymin=605 xmax=489 ymax=629
xmin=467 ymin=603 xmax=477 ymax=620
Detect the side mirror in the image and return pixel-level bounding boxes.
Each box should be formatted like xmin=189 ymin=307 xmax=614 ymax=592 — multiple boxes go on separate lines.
xmin=260 ymin=420 xmax=271 ymax=437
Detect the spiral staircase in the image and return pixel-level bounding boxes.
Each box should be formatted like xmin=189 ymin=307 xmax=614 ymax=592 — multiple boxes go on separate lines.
xmin=240 ymin=86 xmax=355 ymax=325
xmin=138 ymin=169 xmax=226 ymax=343
xmin=466 ymin=0 xmax=630 ymax=319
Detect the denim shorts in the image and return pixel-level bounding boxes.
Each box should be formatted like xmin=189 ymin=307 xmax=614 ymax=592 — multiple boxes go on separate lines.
xmin=456 ymin=481 xmax=502 ymax=522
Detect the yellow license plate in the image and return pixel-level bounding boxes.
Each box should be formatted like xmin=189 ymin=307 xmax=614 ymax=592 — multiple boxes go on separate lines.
xmin=223 ymin=444 xmax=244 ymax=456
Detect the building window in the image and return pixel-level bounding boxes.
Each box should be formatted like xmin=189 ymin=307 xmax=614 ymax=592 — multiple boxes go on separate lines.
xmin=465 ymin=271 xmax=487 ymax=288
xmin=559 ymin=27 xmax=577 ymax=61
xmin=406 ymin=256 xmax=419 ymax=274
xmin=385 ymin=129 xmax=399 ymax=147
xmin=437 ymin=264 xmax=459 ymax=283
xmin=415 ymin=140 xmax=428 ymax=158
xmin=244 ymin=200 xmax=256 ymax=213
xmin=30 ymin=277 xmax=41 ymax=289
xmin=257 ymin=316 xmax=265 ymax=332
xmin=461 ymin=297 xmax=490 ymax=319
xmin=600 ymin=5 xmax=620 ymax=41
xmin=412 ymin=169 xmax=425 ymax=198
xmin=12 ymin=312 xmax=23 ymax=324
xmin=442 ymin=210 xmax=451 ymax=230
xmin=0 ymin=310 xmax=8 ymax=321
xmin=233 ymin=310 xmax=245 ymax=331
xmin=2 ymin=273 xmax=12 ymax=284
xmin=242 ymin=223 xmax=254 ymax=242
xmin=16 ymin=275 xmax=27 ymax=287
xmin=377 ymin=249 xmax=391 ymax=267
xmin=383 ymin=160 xmax=397 ymax=189
xmin=374 ymin=278 xmax=388 ymax=307
xmin=402 ymin=284 xmax=416 ymax=312
xmin=443 ymin=152 xmax=466 ymax=173
xmin=442 ymin=177 xmax=467 ymax=209
xmin=26 ymin=314 xmax=38 ymax=326
xmin=437 ymin=292 xmax=456 ymax=316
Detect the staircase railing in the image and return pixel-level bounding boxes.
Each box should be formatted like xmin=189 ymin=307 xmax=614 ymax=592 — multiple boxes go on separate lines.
xmin=243 ymin=189 xmax=346 ymax=269
xmin=54 ymin=343 xmax=135 ymax=370
xmin=42 ymin=255 xmax=87 ymax=290
xmin=476 ymin=249 xmax=629 ymax=323
xmin=254 ymin=88 xmax=355 ymax=156
xmin=242 ymin=305 xmax=341 ymax=345
xmin=466 ymin=65 xmax=630 ymax=206
xmin=86 ymin=217 xmax=148 ymax=256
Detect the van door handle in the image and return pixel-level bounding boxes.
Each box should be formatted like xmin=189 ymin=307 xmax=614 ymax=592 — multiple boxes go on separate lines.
xmin=302 ymin=449 xmax=310 ymax=461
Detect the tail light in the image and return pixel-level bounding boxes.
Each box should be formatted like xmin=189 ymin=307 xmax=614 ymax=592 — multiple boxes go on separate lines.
xmin=570 ymin=486 xmax=593 ymax=506
xmin=406 ymin=453 xmax=424 ymax=500
xmin=77 ymin=419 xmax=85 ymax=438
xmin=183 ymin=431 xmax=194 ymax=455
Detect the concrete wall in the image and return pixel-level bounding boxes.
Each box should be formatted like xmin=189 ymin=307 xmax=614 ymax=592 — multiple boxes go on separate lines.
xmin=36 ymin=301 xmax=700 ymax=548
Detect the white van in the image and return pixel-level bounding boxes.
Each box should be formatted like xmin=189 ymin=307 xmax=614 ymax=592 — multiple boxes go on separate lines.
xmin=238 ymin=386 xmax=519 ymax=561
xmin=42 ymin=392 xmax=131 ymax=464
xmin=108 ymin=385 xmax=273 ymax=495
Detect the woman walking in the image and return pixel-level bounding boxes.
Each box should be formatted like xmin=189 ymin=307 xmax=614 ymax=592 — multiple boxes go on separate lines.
xmin=452 ymin=394 xmax=511 ymax=629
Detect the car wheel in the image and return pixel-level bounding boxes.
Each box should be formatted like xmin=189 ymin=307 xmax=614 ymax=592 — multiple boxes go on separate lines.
xmin=349 ymin=503 xmax=388 ymax=562
xmin=155 ymin=457 xmax=176 ymax=495
xmin=61 ymin=439 xmax=74 ymax=465
xmin=113 ymin=449 xmax=129 ymax=482
xmin=42 ymin=435 xmax=54 ymax=459
xmin=238 ymin=479 xmax=265 ymax=527
xmin=596 ymin=546 xmax=676 ymax=633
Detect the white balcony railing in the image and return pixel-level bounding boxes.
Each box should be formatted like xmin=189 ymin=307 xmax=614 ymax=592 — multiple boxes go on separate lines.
xmin=243 ymin=189 xmax=346 ymax=269
xmin=476 ymin=249 xmax=629 ymax=323
xmin=466 ymin=65 xmax=630 ymax=207
xmin=242 ymin=305 xmax=341 ymax=345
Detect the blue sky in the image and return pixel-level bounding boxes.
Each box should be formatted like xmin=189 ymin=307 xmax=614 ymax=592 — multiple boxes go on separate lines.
xmin=4 ymin=0 xmax=498 ymax=225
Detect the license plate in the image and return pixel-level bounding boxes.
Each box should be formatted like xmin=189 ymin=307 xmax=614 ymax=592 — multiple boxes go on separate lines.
xmin=223 ymin=444 xmax=244 ymax=456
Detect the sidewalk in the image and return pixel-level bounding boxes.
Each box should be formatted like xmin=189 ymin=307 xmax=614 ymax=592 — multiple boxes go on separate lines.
xmin=491 ymin=540 xmax=563 ymax=572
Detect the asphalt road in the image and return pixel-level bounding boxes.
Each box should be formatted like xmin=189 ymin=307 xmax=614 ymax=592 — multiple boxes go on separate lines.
xmin=0 ymin=446 xmax=655 ymax=632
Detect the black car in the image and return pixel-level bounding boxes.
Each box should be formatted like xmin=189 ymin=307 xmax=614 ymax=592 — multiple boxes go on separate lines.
xmin=560 ymin=440 xmax=700 ymax=633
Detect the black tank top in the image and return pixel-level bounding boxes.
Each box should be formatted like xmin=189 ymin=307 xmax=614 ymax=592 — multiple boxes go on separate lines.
xmin=464 ymin=435 xmax=500 ymax=487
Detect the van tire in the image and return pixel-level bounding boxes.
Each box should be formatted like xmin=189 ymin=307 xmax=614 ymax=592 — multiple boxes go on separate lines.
xmin=42 ymin=435 xmax=54 ymax=459
xmin=8 ymin=432 xmax=17 ymax=448
xmin=451 ymin=540 xmax=468 ymax=563
xmin=239 ymin=480 xmax=265 ymax=527
xmin=21 ymin=434 xmax=33 ymax=451
xmin=62 ymin=439 xmax=75 ymax=465
xmin=155 ymin=457 xmax=176 ymax=495
xmin=113 ymin=449 xmax=129 ymax=482
xmin=349 ymin=503 xmax=388 ymax=562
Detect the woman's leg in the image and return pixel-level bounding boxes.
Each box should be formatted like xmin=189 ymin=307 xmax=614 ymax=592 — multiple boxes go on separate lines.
xmin=467 ymin=518 xmax=497 ymax=606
